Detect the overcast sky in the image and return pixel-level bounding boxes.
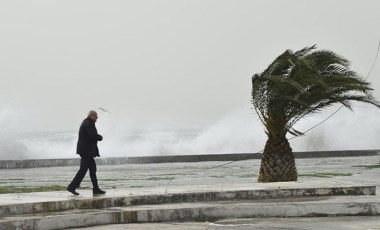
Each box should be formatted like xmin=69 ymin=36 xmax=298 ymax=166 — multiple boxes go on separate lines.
xmin=1 ymin=0 xmax=379 ymax=132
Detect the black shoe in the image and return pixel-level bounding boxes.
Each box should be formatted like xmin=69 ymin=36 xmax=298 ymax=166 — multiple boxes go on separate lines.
xmin=93 ymin=188 xmax=106 ymax=195
xmin=67 ymin=187 xmax=79 ymax=196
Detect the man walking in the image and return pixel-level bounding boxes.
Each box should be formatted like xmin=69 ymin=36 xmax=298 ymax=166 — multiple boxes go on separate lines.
xmin=67 ymin=110 xmax=106 ymax=195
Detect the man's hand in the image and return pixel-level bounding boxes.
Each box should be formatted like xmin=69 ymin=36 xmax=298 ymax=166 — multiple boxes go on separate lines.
xmin=97 ymin=134 xmax=103 ymax=141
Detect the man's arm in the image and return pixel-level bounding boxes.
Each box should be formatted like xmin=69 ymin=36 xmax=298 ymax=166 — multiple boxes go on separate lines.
xmin=85 ymin=121 xmax=103 ymax=141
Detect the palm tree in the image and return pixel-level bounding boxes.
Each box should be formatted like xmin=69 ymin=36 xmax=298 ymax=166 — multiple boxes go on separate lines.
xmin=251 ymin=45 xmax=380 ymax=182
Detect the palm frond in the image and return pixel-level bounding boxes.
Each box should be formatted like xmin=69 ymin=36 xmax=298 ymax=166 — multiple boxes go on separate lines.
xmin=251 ymin=46 xmax=380 ymax=137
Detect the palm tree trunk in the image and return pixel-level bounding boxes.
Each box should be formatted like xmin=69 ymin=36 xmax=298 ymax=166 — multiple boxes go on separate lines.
xmin=258 ymin=134 xmax=298 ymax=182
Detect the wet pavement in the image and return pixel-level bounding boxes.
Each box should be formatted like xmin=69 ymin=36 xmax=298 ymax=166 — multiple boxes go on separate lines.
xmin=0 ymin=155 xmax=379 ymax=193
xmin=1 ymin=155 xmax=379 ymax=229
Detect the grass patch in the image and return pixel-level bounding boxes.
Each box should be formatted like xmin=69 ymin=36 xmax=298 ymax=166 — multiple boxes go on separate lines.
xmin=352 ymin=164 xmax=380 ymax=169
xmin=102 ymin=178 xmax=130 ymax=182
xmin=0 ymin=185 xmax=66 ymax=194
xmin=0 ymin=178 xmax=25 ymax=181
xmin=237 ymin=174 xmax=257 ymax=178
xmin=210 ymin=175 xmax=226 ymax=178
xmin=129 ymin=185 xmax=145 ymax=188
xmin=299 ymin=172 xmax=352 ymax=178
xmin=145 ymin=177 xmax=173 ymax=181
xmin=102 ymin=177 xmax=177 ymax=181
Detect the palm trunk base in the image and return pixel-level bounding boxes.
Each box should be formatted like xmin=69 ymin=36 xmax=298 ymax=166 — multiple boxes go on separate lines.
xmin=258 ymin=135 xmax=298 ymax=182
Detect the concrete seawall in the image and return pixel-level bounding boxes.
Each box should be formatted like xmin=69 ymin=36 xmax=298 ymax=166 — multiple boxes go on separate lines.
xmin=0 ymin=150 xmax=379 ymax=169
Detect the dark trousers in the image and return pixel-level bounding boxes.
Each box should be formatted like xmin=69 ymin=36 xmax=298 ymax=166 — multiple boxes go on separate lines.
xmin=68 ymin=156 xmax=99 ymax=189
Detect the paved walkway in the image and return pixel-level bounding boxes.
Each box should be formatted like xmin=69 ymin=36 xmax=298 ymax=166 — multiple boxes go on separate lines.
xmin=0 ymin=181 xmax=366 ymax=206
xmin=0 ymin=155 xmax=379 ymax=229
xmin=0 ymin=156 xmax=379 ymax=194
xmin=1 ymin=185 xmax=379 ymax=229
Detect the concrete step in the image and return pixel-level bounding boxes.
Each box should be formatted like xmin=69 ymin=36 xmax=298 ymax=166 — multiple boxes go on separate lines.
xmin=0 ymin=183 xmax=375 ymax=217
xmin=1 ymin=195 xmax=379 ymax=230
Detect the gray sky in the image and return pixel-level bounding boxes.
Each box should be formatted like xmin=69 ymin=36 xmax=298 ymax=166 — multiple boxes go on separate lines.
xmin=1 ymin=0 xmax=380 ymax=132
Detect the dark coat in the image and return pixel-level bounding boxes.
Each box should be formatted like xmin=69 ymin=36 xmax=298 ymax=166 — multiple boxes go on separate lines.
xmin=76 ymin=118 xmax=103 ymax=158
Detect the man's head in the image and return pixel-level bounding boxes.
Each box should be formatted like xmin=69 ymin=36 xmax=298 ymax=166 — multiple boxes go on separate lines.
xmin=87 ymin=110 xmax=98 ymax=122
